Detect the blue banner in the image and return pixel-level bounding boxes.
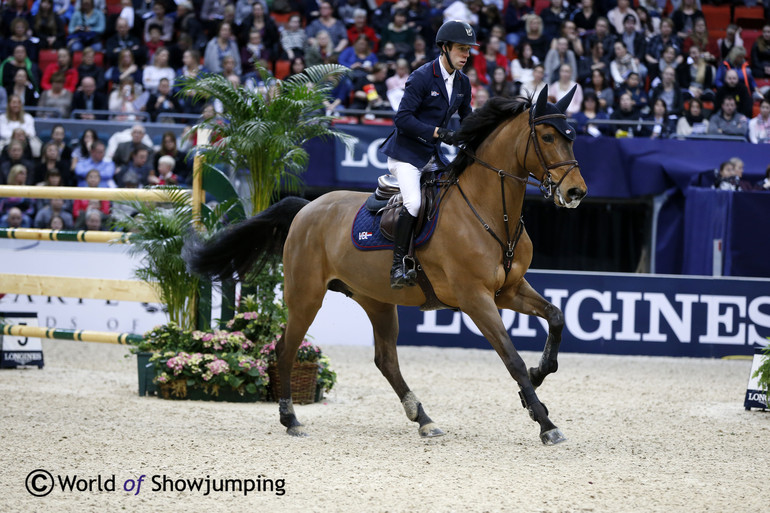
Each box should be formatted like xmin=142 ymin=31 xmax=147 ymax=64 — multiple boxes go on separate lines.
xmin=395 ymin=270 xmax=770 ymax=358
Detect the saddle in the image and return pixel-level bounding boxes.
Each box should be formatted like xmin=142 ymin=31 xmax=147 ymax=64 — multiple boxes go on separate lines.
xmin=365 ymin=172 xmax=439 ymax=241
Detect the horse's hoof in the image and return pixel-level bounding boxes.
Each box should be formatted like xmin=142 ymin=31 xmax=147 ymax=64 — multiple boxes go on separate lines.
xmin=540 ymin=428 xmax=567 ymax=445
xmin=419 ymin=422 xmax=445 ymax=438
xmin=287 ymin=425 xmax=309 ymax=437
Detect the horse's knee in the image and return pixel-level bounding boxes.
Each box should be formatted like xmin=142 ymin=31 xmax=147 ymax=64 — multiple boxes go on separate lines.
xmin=545 ymin=303 xmax=564 ymax=331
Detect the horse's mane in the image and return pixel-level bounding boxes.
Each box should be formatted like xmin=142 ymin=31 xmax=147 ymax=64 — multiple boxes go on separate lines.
xmin=445 ymin=94 xmax=533 ymax=180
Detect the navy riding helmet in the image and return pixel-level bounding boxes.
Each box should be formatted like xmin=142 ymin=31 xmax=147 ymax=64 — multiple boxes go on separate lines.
xmin=435 ymin=20 xmax=479 ymax=48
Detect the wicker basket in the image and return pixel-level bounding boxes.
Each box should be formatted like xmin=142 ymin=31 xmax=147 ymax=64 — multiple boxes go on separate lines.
xmin=267 ymin=361 xmax=319 ymax=404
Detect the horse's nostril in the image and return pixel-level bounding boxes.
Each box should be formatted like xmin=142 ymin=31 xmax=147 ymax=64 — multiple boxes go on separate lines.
xmin=568 ymin=188 xmax=586 ymax=201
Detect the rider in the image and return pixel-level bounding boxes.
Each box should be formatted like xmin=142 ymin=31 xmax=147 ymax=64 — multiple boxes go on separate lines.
xmin=379 ymin=20 xmax=477 ymax=289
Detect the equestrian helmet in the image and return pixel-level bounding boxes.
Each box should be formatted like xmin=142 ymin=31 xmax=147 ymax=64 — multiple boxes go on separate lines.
xmin=435 ymin=20 xmax=478 ymax=47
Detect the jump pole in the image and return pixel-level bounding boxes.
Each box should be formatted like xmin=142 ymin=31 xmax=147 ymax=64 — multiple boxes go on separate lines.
xmin=0 ymin=228 xmax=132 ymax=243
xmin=0 ymin=323 xmax=142 ymax=345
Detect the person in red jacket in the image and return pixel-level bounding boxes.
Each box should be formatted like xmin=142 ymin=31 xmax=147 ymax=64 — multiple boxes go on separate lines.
xmin=347 ymin=8 xmax=379 ymax=51
xmin=40 ymin=48 xmax=79 ymax=92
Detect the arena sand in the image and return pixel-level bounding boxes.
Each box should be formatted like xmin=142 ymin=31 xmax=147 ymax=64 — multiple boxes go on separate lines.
xmin=0 ymin=339 xmax=767 ymax=513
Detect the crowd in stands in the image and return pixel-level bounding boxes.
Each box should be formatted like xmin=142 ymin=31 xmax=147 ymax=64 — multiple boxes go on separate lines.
xmin=2 ymin=0 xmax=770 ymax=229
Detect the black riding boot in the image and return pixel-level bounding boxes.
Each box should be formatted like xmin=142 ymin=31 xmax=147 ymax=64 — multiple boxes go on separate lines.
xmin=390 ymin=209 xmax=418 ymax=289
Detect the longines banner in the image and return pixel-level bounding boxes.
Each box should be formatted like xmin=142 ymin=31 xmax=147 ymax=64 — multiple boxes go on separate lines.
xmin=396 ymin=270 xmax=770 ymax=358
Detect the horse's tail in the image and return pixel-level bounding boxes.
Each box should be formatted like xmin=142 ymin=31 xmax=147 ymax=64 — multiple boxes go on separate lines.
xmin=185 ymin=196 xmax=310 ymax=281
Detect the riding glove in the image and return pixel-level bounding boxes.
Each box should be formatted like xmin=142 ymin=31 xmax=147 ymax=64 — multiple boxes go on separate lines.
xmin=436 ymin=128 xmax=456 ymax=145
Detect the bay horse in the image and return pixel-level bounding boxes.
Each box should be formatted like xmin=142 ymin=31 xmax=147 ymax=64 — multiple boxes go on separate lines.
xmin=187 ymin=86 xmax=587 ymax=445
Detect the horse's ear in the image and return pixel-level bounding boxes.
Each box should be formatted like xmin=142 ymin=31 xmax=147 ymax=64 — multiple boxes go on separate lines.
xmin=555 ymin=85 xmax=577 ymax=114
xmin=534 ymin=85 xmax=548 ymax=117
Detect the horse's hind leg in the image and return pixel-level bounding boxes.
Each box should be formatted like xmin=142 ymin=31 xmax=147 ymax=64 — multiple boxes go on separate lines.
xmin=359 ymin=298 xmax=444 ymax=438
xmin=499 ymin=278 xmax=563 ymax=389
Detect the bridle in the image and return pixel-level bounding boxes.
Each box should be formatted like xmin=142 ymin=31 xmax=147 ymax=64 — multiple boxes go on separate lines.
xmin=444 ymin=107 xmax=580 ymax=291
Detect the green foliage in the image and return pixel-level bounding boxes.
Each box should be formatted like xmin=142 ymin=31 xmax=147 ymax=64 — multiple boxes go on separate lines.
xmin=752 ymin=342 xmax=770 ymax=401
xmin=177 ymin=62 xmax=354 ymax=214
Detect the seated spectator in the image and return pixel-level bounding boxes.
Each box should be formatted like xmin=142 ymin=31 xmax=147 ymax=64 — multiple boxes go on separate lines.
xmin=111 ymin=124 xmax=154 ymax=170
xmin=34 ymin=197 xmax=73 ymax=229
xmin=544 ymin=37 xmax=577 ymax=85
xmin=107 ymin=77 xmax=143 ymax=121
xmin=115 ymin=147 xmax=152 ymax=187
xmin=651 ymin=45 xmax=681 ymax=85
xmin=31 ymin=0 xmax=67 ymax=51
xmin=560 ymin=20 xmax=584 ymax=58
xmin=47 ymin=124 xmax=72 ymax=171
xmin=707 ymin=96 xmax=748 ymax=138
xmin=287 ymin=56 xmax=307 ymax=80
xmin=281 ymin=15 xmax=307 ymax=61
xmin=1 ymin=0 xmax=31 ymax=32
xmin=511 ymin=42 xmax=540 ymax=87
xmin=683 ymin=17 xmax=718 ymax=62
xmin=635 ymin=6 xmax=659 ymax=40
xmin=305 ymin=30 xmax=337 ymax=67
xmin=585 ymin=68 xmax=614 ymax=113
xmin=69 ymin=128 xmax=97 ymax=171
xmin=0 ymin=45 xmax=41 ymax=92
xmin=615 ymin=71 xmax=649 ymax=115
xmin=71 ymin=76 xmax=108 ymax=120
xmin=321 ymin=73 xmax=353 ymax=115
xmin=521 ymin=63 xmax=547 ymax=98
xmin=474 ymin=87 xmax=491 ymax=110
xmin=0 ymin=206 xmax=32 ymax=229
xmin=106 ymin=48 xmax=144 ymax=91
xmin=347 ymin=8 xmax=378 ymax=49
xmin=1 ymin=165 xmax=35 ymax=218
xmin=611 ymin=41 xmax=642 ymax=86
xmin=175 ymin=2 xmax=205 ymax=56
xmin=0 ymin=95 xmax=36 ymax=147
xmin=385 ymin=58 xmax=410 ymax=92
xmin=488 ymin=66 xmax=518 ymax=99
xmin=678 ymin=45 xmax=715 ymax=102
xmin=144 ymin=24 xmax=166 ymax=64
xmin=572 ymin=91 xmax=609 ymax=136
xmin=378 ymin=9 xmax=414 ymax=57
xmin=339 ymin=35 xmax=378 ymax=78
xmin=204 ymin=22 xmax=242 ymax=77
xmin=67 ymin=0 xmax=105 ymax=52
xmin=49 ymin=214 xmax=65 ymax=230
xmin=239 ymin=2 xmax=279 ymax=56
xmin=748 ymin=98 xmax=770 ymax=144
xmin=350 ymin=63 xmax=392 ymax=112
xmin=474 ymin=35 xmax=509 ymax=86
xmin=104 ymin=16 xmax=144 ymax=68
xmin=306 ymin=2 xmax=349 ymax=56
xmin=549 ymin=64 xmax=583 ymax=116
xmin=4 ymin=17 xmax=40 ymax=63
xmin=618 ymin=13 xmax=646 ymax=68
xmin=541 ymin=0 xmax=569 ymax=42
xmin=153 ymin=131 xmax=190 ymax=184
xmin=645 ymin=18 xmax=683 ymax=73
xmin=713 ymin=158 xmax=753 ymax=191
xmin=611 ymin=92 xmax=644 ymax=137
xmin=650 ymin=66 xmax=684 ymax=116
xmin=6 ymin=68 xmax=40 ymax=109
xmin=718 ymin=24 xmax=743 ymax=63
xmin=37 ymin=71 xmax=72 ymax=118
xmin=757 ymin=165 xmax=770 ymax=190
xmin=143 ymin=2 xmax=174 ymax=45
xmin=572 ymin=0 xmax=598 ymax=38
xmin=521 ymin=14 xmax=549 ymax=63
xmin=608 ymin=0 xmax=639 ymax=35
xmin=73 ymin=194 xmax=109 ymax=229
xmin=643 ymin=98 xmax=678 ymax=138
xmin=671 ymin=0 xmax=703 ymax=41
xmin=34 ymin=140 xmax=71 ymax=184
xmin=148 ymin=155 xmax=179 ymax=186
xmin=577 ymin=39 xmax=608 ymax=86
xmin=40 ymin=48 xmax=78 ymax=93
xmin=76 ymin=46 xmax=105 ymax=91
xmin=715 ymin=69 xmax=754 ymax=119
xmin=715 ymin=46 xmax=757 ymax=94
xmin=142 ymin=47 xmax=175 ymax=95
xmin=81 ymin=207 xmax=107 ymax=231
xmin=676 ymin=98 xmax=709 ymax=136
xmin=750 ymin=24 xmax=770 ymax=81
xmin=146 ymin=78 xmax=181 ymax=123
xmin=406 ymin=35 xmax=433 ymax=71
xmin=74 ymin=140 xmax=116 ymax=188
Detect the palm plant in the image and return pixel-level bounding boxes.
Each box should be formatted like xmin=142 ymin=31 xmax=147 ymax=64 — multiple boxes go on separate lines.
xmin=177 ymin=63 xmax=354 ymax=214
xmin=112 ymin=188 xmax=238 ymax=330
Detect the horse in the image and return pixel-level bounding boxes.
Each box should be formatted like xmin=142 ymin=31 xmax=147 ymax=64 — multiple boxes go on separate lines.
xmin=187 ymin=85 xmax=587 ymax=445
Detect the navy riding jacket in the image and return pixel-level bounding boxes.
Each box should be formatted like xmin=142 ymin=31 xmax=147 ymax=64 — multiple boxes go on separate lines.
xmin=379 ymin=58 xmax=473 ymax=168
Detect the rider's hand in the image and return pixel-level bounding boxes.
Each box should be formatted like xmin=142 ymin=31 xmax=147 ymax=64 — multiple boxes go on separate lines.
xmin=436 ymin=127 xmax=456 ymax=145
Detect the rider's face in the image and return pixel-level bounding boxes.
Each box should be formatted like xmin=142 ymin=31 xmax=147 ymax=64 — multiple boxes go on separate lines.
xmin=447 ymin=43 xmax=471 ymax=70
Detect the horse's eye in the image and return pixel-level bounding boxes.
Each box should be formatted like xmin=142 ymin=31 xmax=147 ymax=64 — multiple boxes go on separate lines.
xmin=542 ymin=134 xmax=554 ymax=143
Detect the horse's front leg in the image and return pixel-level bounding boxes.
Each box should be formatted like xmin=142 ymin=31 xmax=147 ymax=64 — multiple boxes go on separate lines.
xmin=497 ymin=278 xmax=563 ymax=389
xmin=461 ymin=294 xmax=566 ymax=445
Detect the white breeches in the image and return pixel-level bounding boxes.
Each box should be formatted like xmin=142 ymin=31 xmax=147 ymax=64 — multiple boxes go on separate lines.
xmin=387 ymin=157 xmax=422 ymax=217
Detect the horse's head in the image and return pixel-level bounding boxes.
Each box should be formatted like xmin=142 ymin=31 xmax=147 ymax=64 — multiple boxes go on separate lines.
xmin=526 ymin=85 xmax=587 ymax=208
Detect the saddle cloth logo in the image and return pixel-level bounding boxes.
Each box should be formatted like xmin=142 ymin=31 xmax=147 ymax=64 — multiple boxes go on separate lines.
xmin=358 ymin=231 xmax=373 ymax=241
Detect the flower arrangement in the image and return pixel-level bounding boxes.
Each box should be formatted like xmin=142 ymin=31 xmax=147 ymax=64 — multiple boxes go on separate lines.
xmin=752 ymin=341 xmax=770 ymax=405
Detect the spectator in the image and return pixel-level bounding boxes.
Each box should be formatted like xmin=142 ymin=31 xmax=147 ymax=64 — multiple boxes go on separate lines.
xmin=522 ymin=15 xmax=549 ymax=63
xmin=511 ymin=41 xmax=540 ymax=87
xmin=6 ymin=68 xmax=40 ymax=109
xmin=31 ymin=0 xmax=66 ymax=51
xmin=474 ymin=86 xmax=490 ymax=110
xmin=0 ymin=45 xmax=41 ymax=92
xmin=205 ymin=22 xmax=242 ymax=77
xmin=67 ymin=0 xmax=105 ymax=52
xmin=718 ymin=24 xmax=743 ymax=63
xmin=715 ymin=46 xmax=757 ymax=93
xmin=560 ymin=20 xmax=584 ymax=58
xmin=144 ymin=23 xmax=166 ymax=62
xmin=149 ymin=155 xmax=179 ymax=186
xmin=474 ymin=35 xmax=508 ymax=85
xmin=71 ymin=76 xmax=108 ymax=120
xmin=347 ymin=8 xmax=378 ymax=49
xmin=200 ymin=0 xmax=227 ymax=36
xmin=577 ymin=38 xmax=609 ymax=86
xmin=106 ymin=48 xmax=144 ymax=90
xmin=34 ymin=197 xmax=73 ymax=229
xmin=0 ymin=206 xmax=32 ymax=229
xmin=142 ymin=47 xmax=175 ymax=95
xmin=650 ymin=65 xmax=683 ymax=115
xmin=757 ymin=165 xmax=770 ymax=190
xmin=683 ymin=16 xmax=718 ymax=61
xmin=0 ymin=88 xmax=6 ymax=112
xmin=616 ymin=71 xmax=648 ymax=114
xmin=677 ymin=45 xmax=715 ymax=102
xmin=34 ymin=140 xmax=71 ymax=185
xmin=504 ymin=0 xmax=533 ymax=47
xmin=111 ymin=124 xmax=153 ymax=170
xmin=521 ymin=63 xmax=547 ymax=98
xmin=488 ymin=66 xmax=518 ymax=98
xmin=0 ymin=95 xmax=36 ymax=146
xmin=76 ymin=46 xmax=106 ymax=90
xmin=4 ymin=16 xmax=39 ymax=63
xmin=287 ymin=56 xmax=307 ymax=79
xmin=1 ymin=0 xmax=31 ymax=35
xmin=306 ymin=1 xmax=348 ymax=55
xmin=618 ymin=14 xmax=646 ymax=68
xmin=0 ymin=140 xmax=36 ymax=185
xmin=73 ymin=140 xmax=116 ymax=188
xmin=175 ymin=2 xmax=205 ymax=54
xmin=406 ymin=36 xmax=433 ymax=71
xmin=572 ymin=0 xmax=598 ymax=37
xmin=281 ymin=15 xmax=308 ymax=61
xmin=78 ymin=206 xmax=108 ymax=231
xmin=549 ymin=63 xmax=582 ymax=116
xmin=585 ymin=17 xmax=616 ymax=61
xmin=385 ymin=57 xmax=410 ymax=91
xmin=715 ymin=69 xmax=754 ymax=119
xmin=608 ymin=0 xmax=640 ymax=35
xmin=239 ymin=2 xmax=279 ymax=56
xmin=108 ymin=77 xmax=142 ymax=121
xmin=321 ymin=73 xmax=353 ymax=115
xmin=115 ymin=147 xmax=152 ymax=187
xmin=610 ymin=92 xmax=644 ymax=137
xmin=707 ymin=96 xmax=748 ymax=138
xmin=748 ymin=98 xmax=770 ymax=144
xmin=676 ymin=97 xmax=709 ymax=136
xmin=643 ymin=98 xmax=677 ymax=138
xmin=37 ymin=71 xmax=72 ymax=118
xmin=339 ymin=35 xmax=378 ymax=78
xmin=585 ymin=68 xmax=614 ymax=113
xmin=0 ymin=165 xmax=35 ymax=219
xmin=47 ymin=124 xmax=72 ymax=170
xmin=544 ymin=37 xmax=577 ymax=84
xmin=610 ymin=41 xmax=641 ymax=86
xmin=143 ymin=2 xmax=174 ymax=44
xmin=153 ymin=131 xmax=190 ymax=183
xmin=104 ymin=16 xmax=144 ymax=68
xmin=635 ymin=6 xmax=659 ymax=40
xmin=51 ymin=215 xmax=66 ymax=230
xmin=146 ymin=77 xmax=182 ymax=123
xmin=350 ymin=63 xmax=392 ymax=112
xmin=671 ymin=0 xmax=703 ymax=41
xmin=379 ymin=9 xmax=415 ymax=57
xmin=572 ymin=91 xmax=609 ymax=136
xmin=750 ymin=24 xmax=770 ymax=81
xmin=713 ymin=158 xmax=753 ymax=191
xmin=645 ymin=18 xmax=683 ymax=74
xmin=175 ymin=49 xmax=207 ymax=115
xmin=41 ymin=47 xmax=78 ymax=92
xmin=69 ymin=128 xmax=97 ymax=171
xmin=541 ymin=0 xmax=569 ymax=42
xmin=305 ymin=30 xmax=337 ymax=66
